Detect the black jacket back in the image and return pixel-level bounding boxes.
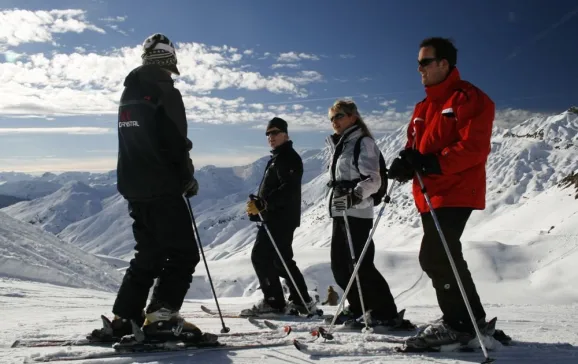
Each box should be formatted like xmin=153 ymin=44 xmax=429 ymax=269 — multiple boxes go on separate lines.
xmin=116 ymin=65 xmax=195 ymax=201
xmin=257 ymin=141 xmax=303 ymax=227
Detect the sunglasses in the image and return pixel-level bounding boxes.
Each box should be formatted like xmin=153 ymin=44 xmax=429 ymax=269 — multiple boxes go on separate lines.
xmin=330 ymin=113 xmax=346 ymax=122
xmin=266 ymin=129 xmax=283 ymax=137
xmin=418 ymin=58 xmax=439 ymax=67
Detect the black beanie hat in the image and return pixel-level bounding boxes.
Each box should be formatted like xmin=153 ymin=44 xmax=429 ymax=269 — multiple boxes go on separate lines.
xmin=266 ymin=117 xmax=288 ymax=133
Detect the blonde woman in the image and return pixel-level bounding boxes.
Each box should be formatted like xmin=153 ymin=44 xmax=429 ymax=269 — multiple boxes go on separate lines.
xmin=325 ymin=100 xmax=414 ymax=332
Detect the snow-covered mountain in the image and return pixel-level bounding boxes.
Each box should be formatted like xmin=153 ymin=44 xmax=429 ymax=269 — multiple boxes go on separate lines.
xmin=1 ymin=181 xmax=104 ymax=234
xmin=0 ymin=211 xmax=122 ymax=292
xmin=0 ymin=110 xmax=577 ymax=306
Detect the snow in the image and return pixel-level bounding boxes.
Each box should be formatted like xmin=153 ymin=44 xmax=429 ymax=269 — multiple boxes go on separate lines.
xmin=0 ymin=211 xmax=122 ymax=292
xmin=0 ymin=110 xmax=577 ymax=363
xmin=1 ymin=279 xmax=577 ymax=363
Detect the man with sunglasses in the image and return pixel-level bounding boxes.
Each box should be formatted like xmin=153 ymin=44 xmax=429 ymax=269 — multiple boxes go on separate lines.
xmin=242 ymin=117 xmax=317 ymax=316
xmin=388 ymin=37 xmax=508 ymax=351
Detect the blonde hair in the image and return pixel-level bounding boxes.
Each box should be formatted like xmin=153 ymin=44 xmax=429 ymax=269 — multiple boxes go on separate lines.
xmin=328 ymin=99 xmax=374 ymax=138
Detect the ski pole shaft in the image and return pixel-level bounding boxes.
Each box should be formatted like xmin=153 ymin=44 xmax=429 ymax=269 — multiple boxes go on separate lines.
xmin=342 ymin=211 xmax=368 ymax=331
xmin=184 ymin=197 xmax=230 ymax=333
xmin=250 ymin=195 xmax=312 ymax=315
xmin=327 ymin=182 xmax=397 ymax=335
xmin=415 ymin=172 xmax=492 ymax=361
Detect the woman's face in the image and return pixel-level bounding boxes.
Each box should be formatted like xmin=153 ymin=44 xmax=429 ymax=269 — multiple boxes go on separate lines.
xmin=330 ymin=111 xmax=356 ymax=135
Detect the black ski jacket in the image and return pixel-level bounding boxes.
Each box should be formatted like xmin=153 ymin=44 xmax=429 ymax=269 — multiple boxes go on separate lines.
xmin=116 ymin=64 xmax=195 ymax=201
xmin=256 ymin=141 xmax=303 ymax=227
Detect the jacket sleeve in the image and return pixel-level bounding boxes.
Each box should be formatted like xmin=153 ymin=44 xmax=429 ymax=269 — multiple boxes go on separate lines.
xmin=157 ymin=79 xmax=195 ymax=184
xmin=264 ymin=153 xmax=303 ymax=211
xmin=436 ymin=87 xmax=494 ymax=175
xmin=354 ymin=137 xmax=381 ymax=199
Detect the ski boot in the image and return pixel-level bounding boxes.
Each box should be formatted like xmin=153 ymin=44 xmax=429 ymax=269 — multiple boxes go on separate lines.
xmin=240 ymin=298 xmax=286 ymax=317
xmin=88 ymin=314 xmax=144 ymax=343
xmin=361 ymin=309 xmax=417 ymax=334
xmin=323 ymin=305 xmax=359 ymax=326
xmin=398 ymin=317 xmax=503 ymax=353
xmin=286 ymin=298 xmax=324 ymax=317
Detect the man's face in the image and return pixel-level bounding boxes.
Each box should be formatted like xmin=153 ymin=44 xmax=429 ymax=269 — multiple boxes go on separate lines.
xmin=266 ymin=127 xmax=287 ymax=149
xmin=417 ymin=46 xmax=449 ymax=86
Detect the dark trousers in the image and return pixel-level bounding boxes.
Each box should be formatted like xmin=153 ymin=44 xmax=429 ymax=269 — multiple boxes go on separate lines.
xmin=419 ymin=207 xmax=486 ymax=332
xmin=112 ymin=196 xmax=200 ymax=320
xmin=251 ymin=221 xmax=311 ymax=309
xmin=331 ymin=216 xmax=398 ymax=320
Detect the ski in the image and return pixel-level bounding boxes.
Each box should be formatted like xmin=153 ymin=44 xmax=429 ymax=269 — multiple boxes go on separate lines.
xmin=13 ymin=318 xmax=292 ymax=349
xmin=29 ymin=339 xmax=294 ymax=362
xmin=200 ymin=304 xmax=326 ymax=319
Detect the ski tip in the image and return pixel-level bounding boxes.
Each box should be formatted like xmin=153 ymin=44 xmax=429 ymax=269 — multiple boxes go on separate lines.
xmin=293 ymin=339 xmax=303 ymax=351
xmin=10 ymin=340 xmax=20 ymax=348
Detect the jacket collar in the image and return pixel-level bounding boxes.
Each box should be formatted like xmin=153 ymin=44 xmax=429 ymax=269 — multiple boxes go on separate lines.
xmin=424 ymin=67 xmax=461 ymax=103
xmin=326 ymin=124 xmax=361 ymax=150
xmin=271 ymin=140 xmax=293 ymax=156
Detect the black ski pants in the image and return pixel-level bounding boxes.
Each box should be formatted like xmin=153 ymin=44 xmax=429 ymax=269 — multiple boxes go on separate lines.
xmin=331 ymin=216 xmax=398 ymax=320
xmin=419 ymin=207 xmax=486 ymax=332
xmin=113 ymin=196 xmax=200 ymax=320
xmin=251 ymin=220 xmax=311 ymax=309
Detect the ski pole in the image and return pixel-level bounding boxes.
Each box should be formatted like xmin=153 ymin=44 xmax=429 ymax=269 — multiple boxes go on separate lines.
xmin=414 ymin=172 xmax=493 ymax=363
xmin=184 ymin=196 xmax=230 ymax=334
xmin=322 ymin=181 xmax=398 ymax=339
xmin=250 ymin=194 xmax=315 ymax=318
xmin=342 ymin=210 xmax=368 ymax=331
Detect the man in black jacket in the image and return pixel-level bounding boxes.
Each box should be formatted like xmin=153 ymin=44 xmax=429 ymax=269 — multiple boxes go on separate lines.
xmin=92 ymin=34 xmax=202 ymax=342
xmin=241 ymin=117 xmax=316 ymax=316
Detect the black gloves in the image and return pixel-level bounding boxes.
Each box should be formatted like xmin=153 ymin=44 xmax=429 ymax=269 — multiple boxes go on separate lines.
xmin=399 ymin=149 xmax=441 ymax=176
xmin=387 ymin=157 xmax=414 ymax=183
xmin=183 ymin=177 xmax=199 ymax=198
xmin=332 ymin=186 xmax=363 ymax=212
xmin=387 ymin=149 xmax=442 ymax=182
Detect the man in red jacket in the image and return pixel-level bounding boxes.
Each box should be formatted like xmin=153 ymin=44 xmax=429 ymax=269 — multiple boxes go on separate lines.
xmin=388 ymin=37 xmax=497 ymax=350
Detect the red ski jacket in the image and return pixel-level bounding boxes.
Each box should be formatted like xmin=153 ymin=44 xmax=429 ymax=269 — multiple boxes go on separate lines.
xmin=405 ymin=67 xmax=495 ymax=213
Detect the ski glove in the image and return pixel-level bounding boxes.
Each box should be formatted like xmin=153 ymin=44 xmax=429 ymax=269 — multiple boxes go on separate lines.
xmin=246 ymin=195 xmax=267 ymax=215
xmin=183 ymin=177 xmax=199 ymax=198
xmin=387 ymin=157 xmax=414 ymax=183
xmin=399 ymin=149 xmax=442 ymax=176
xmin=332 ymin=187 xmax=362 ymax=212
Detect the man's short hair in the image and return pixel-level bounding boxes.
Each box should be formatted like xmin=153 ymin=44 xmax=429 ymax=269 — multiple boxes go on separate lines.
xmin=420 ymin=37 xmax=457 ymax=68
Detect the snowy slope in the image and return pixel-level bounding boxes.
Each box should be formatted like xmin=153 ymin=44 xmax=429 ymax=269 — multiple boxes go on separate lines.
xmin=1 ymin=279 xmax=577 ymax=364
xmin=1 ymin=181 xmax=104 ymax=234
xmin=0 ymin=211 xmax=122 ymax=292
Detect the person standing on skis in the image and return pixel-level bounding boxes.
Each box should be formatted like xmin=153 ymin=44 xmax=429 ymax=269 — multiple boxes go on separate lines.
xmin=242 ymin=117 xmax=318 ymax=316
xmin=325 ymin=99 xmax=414 ymax=331
xmin=92 ymin=33 xmax=202 ymax=342
xmin=388 ymin=37 xmax=502 ymax=350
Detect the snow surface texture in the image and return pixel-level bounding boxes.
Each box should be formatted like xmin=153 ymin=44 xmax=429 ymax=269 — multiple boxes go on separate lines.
xmin=0 ymin=211 xmax=122 ymax=292
xmin=0 ymin=279 xmax=577 ymax=363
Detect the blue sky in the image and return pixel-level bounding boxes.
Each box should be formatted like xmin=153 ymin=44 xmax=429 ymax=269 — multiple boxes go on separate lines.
xmin=0 ymin=0 xmax=577 ymax=173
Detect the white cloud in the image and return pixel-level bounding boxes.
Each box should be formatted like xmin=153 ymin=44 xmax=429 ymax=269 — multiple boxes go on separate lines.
xmin=0 ymin=9 xmax=105 ymax=48
xmin=277 ymin=52 xmax=320 ymax=62
xmin=379 ymin=99 xmax=397 ymax=107
xmin=100 ymin=16 xmax=127 ymax=22
xmin=0 ymin=127 xmax=111 ymax=135
xmin=0 ymin=41 xmax=327 ymax=117
xmin=271 ymin=63 xmax=300 ymax=69
xmin=339 ymin=54 xmax=356 ymax=59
